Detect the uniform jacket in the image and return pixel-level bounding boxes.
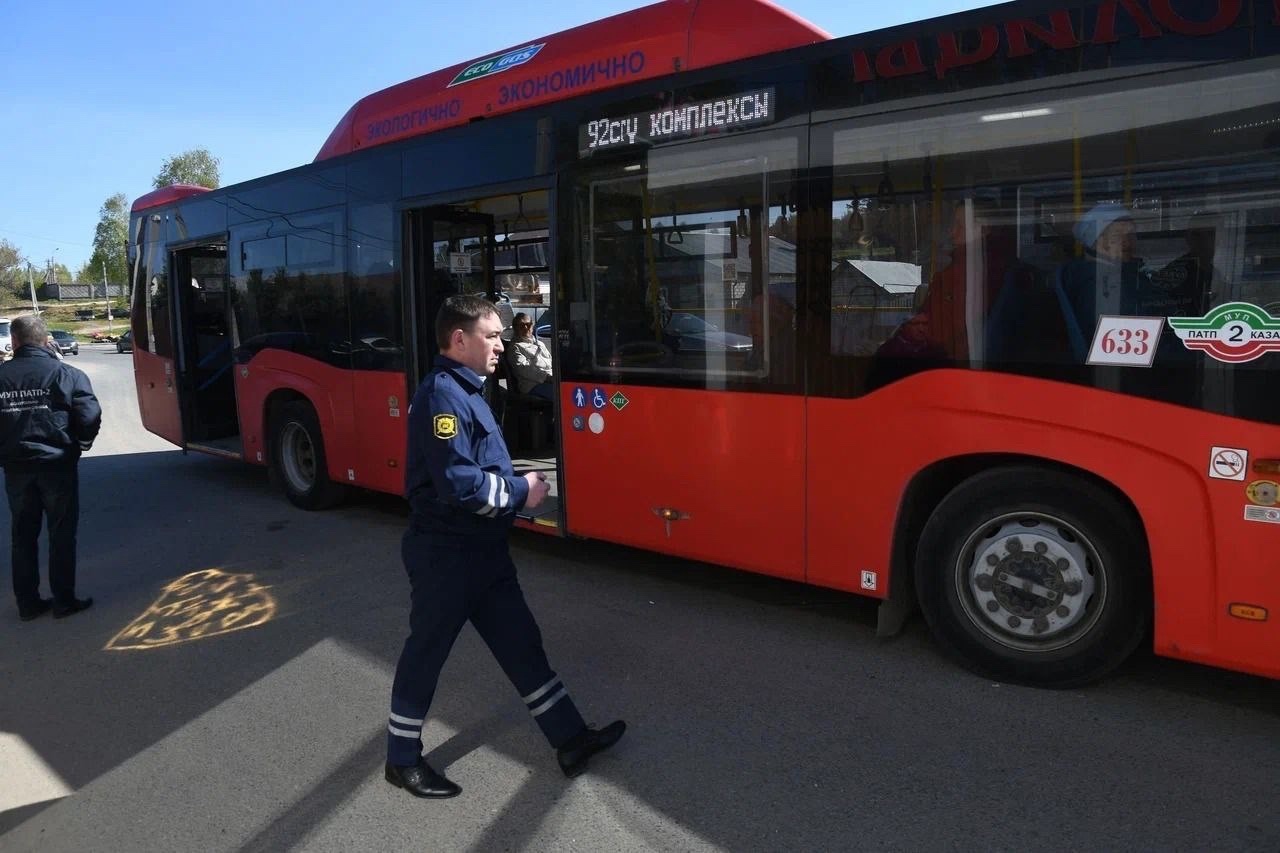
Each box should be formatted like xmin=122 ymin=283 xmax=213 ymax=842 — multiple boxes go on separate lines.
xmin=0 ymin=345 xmax=102 ymax=466
xmin=406 ymin=355 xmax=530 ymax=534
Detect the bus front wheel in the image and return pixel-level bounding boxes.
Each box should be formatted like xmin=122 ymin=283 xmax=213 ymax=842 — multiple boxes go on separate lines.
xmin=914 ymin=467 xmax=1148 ymax=688
xmin=270 ymin=401 xmax=347 ymax=510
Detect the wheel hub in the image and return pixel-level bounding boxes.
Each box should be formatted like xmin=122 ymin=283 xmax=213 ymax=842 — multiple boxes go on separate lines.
xmin=280 ymin=422 xmax=316 ymax=493
xmin=959 ymin=515 xmax=1104 ymax=651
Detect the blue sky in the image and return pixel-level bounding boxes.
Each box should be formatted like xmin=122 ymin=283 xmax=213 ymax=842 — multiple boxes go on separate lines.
xmin=0 ymin=0 xmax=984 ymax=276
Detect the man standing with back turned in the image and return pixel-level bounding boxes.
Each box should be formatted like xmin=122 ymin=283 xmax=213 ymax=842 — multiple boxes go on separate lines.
xmin=0 ymin=315 xmax=100 ymax=621
xmin=385 ymin=295 xmax=624 ymax=799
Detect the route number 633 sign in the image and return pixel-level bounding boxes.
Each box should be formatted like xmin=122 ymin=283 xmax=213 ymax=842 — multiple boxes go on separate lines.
xmin=1087 ymin=316 xmax=1166 ymax=367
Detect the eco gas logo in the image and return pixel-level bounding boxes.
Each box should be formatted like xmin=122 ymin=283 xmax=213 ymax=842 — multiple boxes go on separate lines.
xmin=1167 ymin=302 xmax=1280 ymax=363
xmin=449 ymin=43 xmax=545 ymax=87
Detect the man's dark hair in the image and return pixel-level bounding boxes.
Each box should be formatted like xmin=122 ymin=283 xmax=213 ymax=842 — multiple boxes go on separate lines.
xmin=11 ymin=314 xmax=48 ymax=348
xmin=435 ymin=295 xmax=497 ymax=350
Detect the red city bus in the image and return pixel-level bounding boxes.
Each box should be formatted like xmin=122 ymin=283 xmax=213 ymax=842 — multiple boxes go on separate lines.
xmin=128 ymin=0 xmax=1280 ymax=687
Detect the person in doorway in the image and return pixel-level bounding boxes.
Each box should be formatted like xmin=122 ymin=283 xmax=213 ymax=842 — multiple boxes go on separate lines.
xmin=385 ymin=295 xmax=624 ymax=799
xmin=508 ymin=312 xmax=554 ymax=401
xmin=0 ymin=315 xmax=100 ymax=621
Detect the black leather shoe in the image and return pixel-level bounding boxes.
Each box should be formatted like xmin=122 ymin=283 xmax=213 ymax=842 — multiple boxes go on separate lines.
xmin=18 ymin=598 xmax=53 ymax=621
xmin=52 ymin=597 xmax=93 ymax=619
xmin=557 ymin=720 xmax=626 ymax=778
xmin=384 ymin=759 xmax=461 ymax=798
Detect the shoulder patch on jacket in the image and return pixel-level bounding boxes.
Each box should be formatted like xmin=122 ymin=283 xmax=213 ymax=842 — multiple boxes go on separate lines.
xmin=433 ymin=413 xmax=458 ymax=440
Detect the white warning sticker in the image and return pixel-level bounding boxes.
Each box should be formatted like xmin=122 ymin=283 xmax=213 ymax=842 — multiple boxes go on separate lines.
xmin=1208 ymin=446 xmax=1248 ymax=481
xmin=1244 ymin=505 xmax=1280 ymax=525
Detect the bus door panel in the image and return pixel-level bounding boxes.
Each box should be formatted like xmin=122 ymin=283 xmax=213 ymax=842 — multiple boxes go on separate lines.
xmin=134 ymin=236 xmax=184 ymax=447
xmin=561 ymin=386 xmax=806 ymax=580
xmin=134 ymin=350 xmax=182 ymax=446
xmin=561 ymin=133 xmax=809 ymax=577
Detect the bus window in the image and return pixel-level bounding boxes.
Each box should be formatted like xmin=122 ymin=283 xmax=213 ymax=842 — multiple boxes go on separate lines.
xmin=229 ymin=206 xmax=348 ymax=368
xmin=147 ymin=229 xmax=172 ymax=357
xmin=815 ymin=62 xmax=1280 ymax=422
xmin=575 ymin=131 xmax=802 ymax=386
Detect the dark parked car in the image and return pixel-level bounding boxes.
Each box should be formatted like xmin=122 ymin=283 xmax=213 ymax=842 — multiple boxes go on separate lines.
xmin=50 ymin=330 xmax=79 ymax=356
xmin=663 ymin=312 xmax=753 ymax=353
xmin=117 ymin=330 xmax=133 ymax=353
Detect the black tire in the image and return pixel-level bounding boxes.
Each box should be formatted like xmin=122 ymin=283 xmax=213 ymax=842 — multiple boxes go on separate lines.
xmin=270 ymin=401 xmax=347 ymax=510
xmin=116 ymin=343 xmax=123 ymax=353
xmin=914 ymin=467 xmax=1149 ymax=688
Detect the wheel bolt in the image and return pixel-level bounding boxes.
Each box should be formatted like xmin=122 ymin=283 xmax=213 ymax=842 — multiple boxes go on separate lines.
xmin=1033 ymin=616 xmax=1049 ymax=633
xmin=986 ymin=600 xmax=1000 ymax=613
xmin=1034 ymin=542 xmax=1048 ymax=555
xmin=1007 ymin=616 xmax=1022 ymax=629
xmin=1056 ymin=605 xmax=1070 ymax=618
xmin=1007 ymin=538 xmax=1022 ymax=553
xmin=975 ymin=575 xmax=994 ymax=592
xmin=1065 ymin=581 xmax=1082 ymax=596
xmin=986 ymin=554 xmax=999 ymax=566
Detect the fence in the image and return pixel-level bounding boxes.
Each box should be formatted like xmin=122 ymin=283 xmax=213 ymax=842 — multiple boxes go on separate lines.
xmin=46 ymin=283 xmax=125 ymax=300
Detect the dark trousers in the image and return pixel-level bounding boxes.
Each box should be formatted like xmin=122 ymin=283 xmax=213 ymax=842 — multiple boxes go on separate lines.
xmin=387 ymin=531 xmax=585 ymax=766
xmin=5 ymin=462 xmax=80 ymax=610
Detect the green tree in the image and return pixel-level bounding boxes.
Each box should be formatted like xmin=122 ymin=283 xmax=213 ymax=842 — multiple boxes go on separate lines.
xmin=81 ymin=192 xmax=130 ymax=288
xmin=153 ymin=147 xmax=221 ymax=190
xmin=1 ymin=238 xmax=29 ymax=301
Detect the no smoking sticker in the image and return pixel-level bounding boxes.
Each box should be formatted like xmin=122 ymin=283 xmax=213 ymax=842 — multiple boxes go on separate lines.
xmin=1208 ymin=446 xmax=1248 ymax=481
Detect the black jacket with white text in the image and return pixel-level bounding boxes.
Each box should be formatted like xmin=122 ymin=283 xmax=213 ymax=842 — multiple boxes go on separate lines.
xmin=0 ymin=345 xmax=102 ymax=466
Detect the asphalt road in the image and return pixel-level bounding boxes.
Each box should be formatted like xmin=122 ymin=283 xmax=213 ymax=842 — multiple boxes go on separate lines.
xmin=1 ymin=345 xmax=1277 ymax=852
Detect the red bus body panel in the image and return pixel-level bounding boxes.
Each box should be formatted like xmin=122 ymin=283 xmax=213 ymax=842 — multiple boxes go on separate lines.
xmin=560 ymin=384 xmax=806 ymax=580
xmin=130 ymin=183 xmax=211 ymax=213
xmin=132 ymin=349 xmax=184 ymax=447
xmin=313 ymin=0 xmax=829 ymax=161
xmin=231 ymin=351 xmax=408 ymax=495
xmin=806 ymin=371 xmax=1279 ymax=681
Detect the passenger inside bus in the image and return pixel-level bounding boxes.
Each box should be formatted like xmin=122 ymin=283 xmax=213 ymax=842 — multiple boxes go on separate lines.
xmin=1054 ymin=203 xmax=1153 ymax=360
xmin=1053 ymin=202 xmax=1204 ymax=376
xmin=508 ymin=312 xmax=554 ymax=402
xmin=866 ymin=198 xmax=1059 ymax=383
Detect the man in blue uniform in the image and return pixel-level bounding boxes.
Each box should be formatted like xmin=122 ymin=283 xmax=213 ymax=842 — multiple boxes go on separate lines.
xmin=385 ymin=295 xmax=624 ymax=799
xmin=0 ymin=315 xmax=100 ymax=621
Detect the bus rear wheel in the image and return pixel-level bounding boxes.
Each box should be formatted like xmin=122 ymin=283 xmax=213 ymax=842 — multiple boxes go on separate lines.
xmin=271 ymin=401 xmax=347 ymax=510
xmin=914 ymin=467 xmax=1148 ymax=688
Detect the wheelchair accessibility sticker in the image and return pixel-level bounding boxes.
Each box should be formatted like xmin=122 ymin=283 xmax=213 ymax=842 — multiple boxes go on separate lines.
xmin=433 ymin=414 xmax=458 ymax=439
xmin=1168 ymin=302 xmax=1280 ymax=363
xmin=591 ymin=388 xmax=608 ymax=409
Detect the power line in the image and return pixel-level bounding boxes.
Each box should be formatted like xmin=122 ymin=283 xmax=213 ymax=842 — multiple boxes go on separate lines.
xmin=0 ymin=227 xmax=93 ymax=249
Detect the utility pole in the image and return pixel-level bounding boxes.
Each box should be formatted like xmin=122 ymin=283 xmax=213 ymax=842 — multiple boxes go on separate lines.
xmin=102 ymin=261 xmax=113 ymax=333
xmin=26 ymin=263 xmax=38 ymax=315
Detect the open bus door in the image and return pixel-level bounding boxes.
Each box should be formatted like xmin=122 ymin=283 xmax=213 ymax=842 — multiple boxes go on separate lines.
xmin=406 ymin=192 xmax=562 ymax=530
xmin=172 ymin=243 xmax=239 ymax=457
